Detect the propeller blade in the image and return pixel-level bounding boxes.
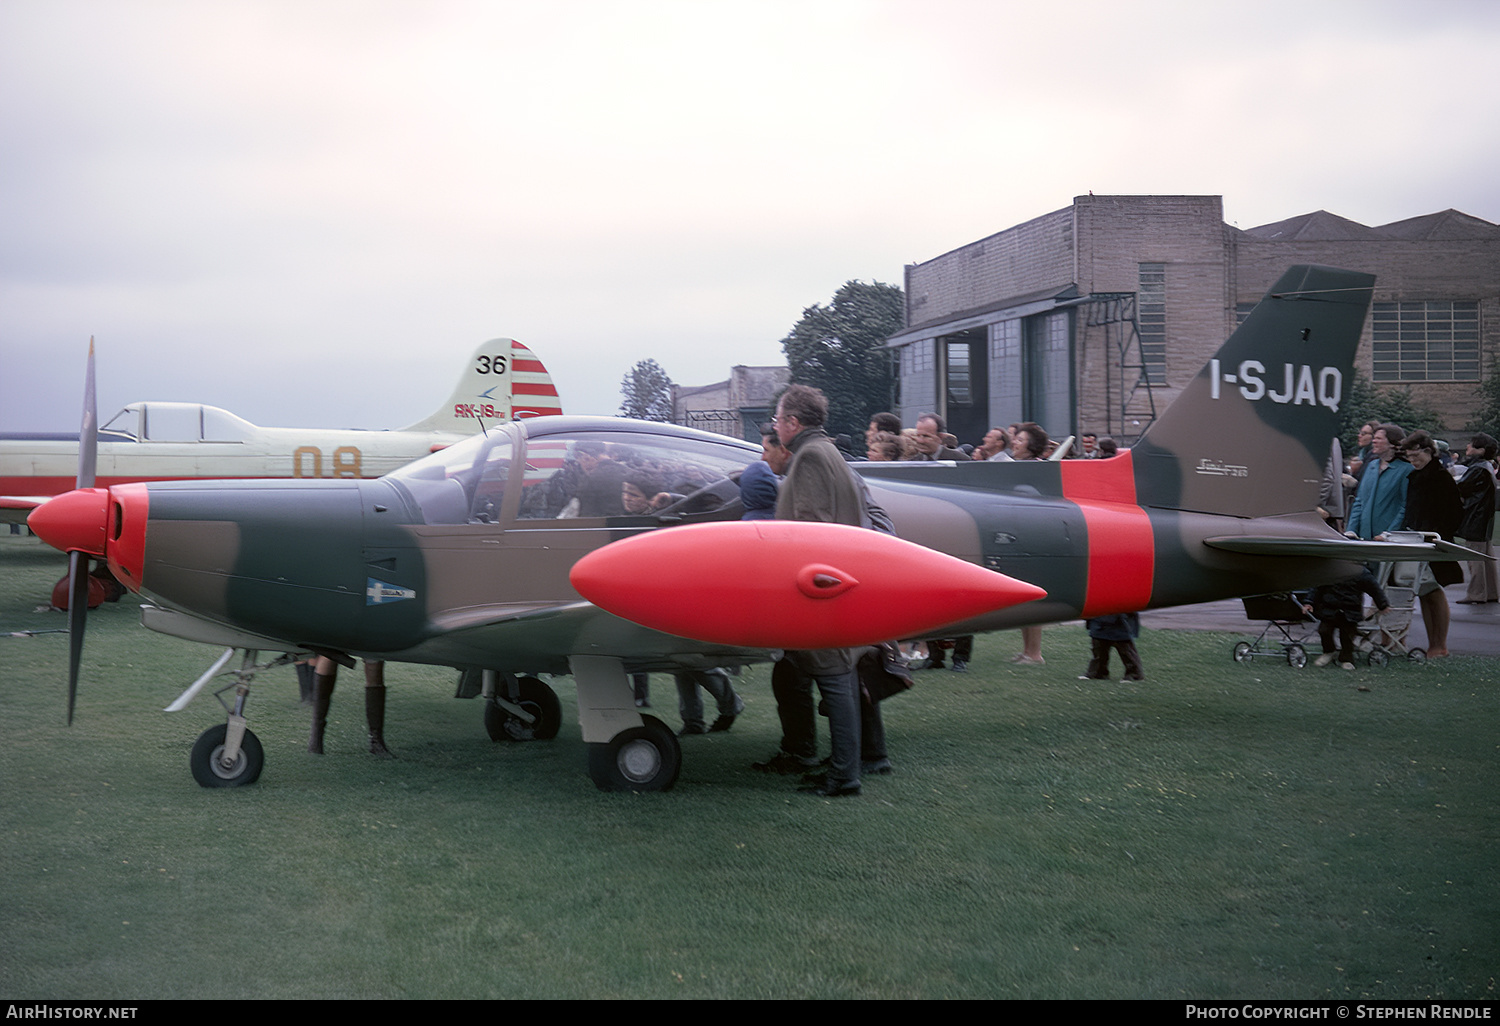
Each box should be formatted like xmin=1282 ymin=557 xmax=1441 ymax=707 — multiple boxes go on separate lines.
xmin=77 ymin=338 xmax=97 ymax=490
xmin=66 ymin=550 xmax=88 ymax=725
xmin=66 ymin=338 xmax=98 ymax=724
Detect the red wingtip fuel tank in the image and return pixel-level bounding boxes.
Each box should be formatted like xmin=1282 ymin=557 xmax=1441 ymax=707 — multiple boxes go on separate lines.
xmin=570 ymin=520 xmax=1047 ymax=650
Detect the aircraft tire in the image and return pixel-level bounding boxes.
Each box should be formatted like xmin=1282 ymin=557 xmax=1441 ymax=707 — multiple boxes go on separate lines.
xmin=587 ymin=714 xmax=681 ymax=793
xmin=484 ymin=676 xmax=562 ymax=742
xmin=189 ymin=723 xmax=264 ymax=788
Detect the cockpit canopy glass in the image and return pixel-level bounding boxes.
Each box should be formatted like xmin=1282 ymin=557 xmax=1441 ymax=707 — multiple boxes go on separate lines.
xmin=385 ymin=423 xmax=762 ymax=526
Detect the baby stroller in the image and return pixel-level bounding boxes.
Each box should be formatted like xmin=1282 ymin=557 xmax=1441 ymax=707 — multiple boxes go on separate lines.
xmin=1231 ymin=593 xmax=1319 ymax=668
xmin=1357 ymin=560 xmax=1428 ymax=666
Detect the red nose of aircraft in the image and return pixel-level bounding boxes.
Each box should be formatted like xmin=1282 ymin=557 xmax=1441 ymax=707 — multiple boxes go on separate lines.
xmin=27 ymin=488 xmax=111 ymax=557
xmin=571 ymin=520 xmax=1047 ymax=650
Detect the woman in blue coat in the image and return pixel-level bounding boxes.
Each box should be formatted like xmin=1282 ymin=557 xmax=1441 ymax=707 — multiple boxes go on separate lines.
xmin=1345 ymin=423 xmax=1412 ymax=540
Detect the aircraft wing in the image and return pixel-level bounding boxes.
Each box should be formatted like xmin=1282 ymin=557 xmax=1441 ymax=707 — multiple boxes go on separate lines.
xmin=416 ymin=600 xmax=773 ymax=673
xmin=1204 ymin=535 xmax=1490 ymax=562
xmin=1 ymin=495 xmax=48 ymax=523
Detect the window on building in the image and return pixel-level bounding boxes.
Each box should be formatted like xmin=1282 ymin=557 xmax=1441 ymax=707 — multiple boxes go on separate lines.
xmin=898 ymin=339 xmax=936 ymax=425
xmin=1138 ymin=263 xmax=1167 ymax=385
xmin=1025 ymin=310 xmax=1073 ymax=435
xmin=1371 ymin=301 xmax=1480 ymax=382
xmin=946 ymin=341 xmax=972 ymax=405
xmin=989 ymin=320 xmax=1022 ymax=428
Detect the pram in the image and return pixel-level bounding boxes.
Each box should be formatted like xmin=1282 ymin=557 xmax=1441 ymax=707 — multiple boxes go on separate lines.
xmin=1357 ymin=559 xmax=1427 ymax=666
xmin=1231 ymin=593 xmax=1318 ymax=668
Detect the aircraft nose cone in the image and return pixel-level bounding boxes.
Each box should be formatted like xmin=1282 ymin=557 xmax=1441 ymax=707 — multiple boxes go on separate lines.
xmin=28 ymin=488 xmax=110 ymax=557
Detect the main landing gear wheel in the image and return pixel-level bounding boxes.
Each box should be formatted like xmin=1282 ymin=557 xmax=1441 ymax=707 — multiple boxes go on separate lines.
xmin=484 ymin=676 xmax=562 ymax=742
xmin=1232 ymin=642 xmax=1253 ymax=663
xmin=189 ymin=723 xmax=264 ymax=788
xmin=587 ymin=714 xmax=681 ymax=792
xmin=1286 ymin=644 xmax=1308 ymax=669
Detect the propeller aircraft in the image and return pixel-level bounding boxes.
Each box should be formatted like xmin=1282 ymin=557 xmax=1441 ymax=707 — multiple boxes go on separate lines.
xmin=27 ymin=265 xmax=1486 ymax=793
xmin=2 ymin=338 xmax=561 ymax=525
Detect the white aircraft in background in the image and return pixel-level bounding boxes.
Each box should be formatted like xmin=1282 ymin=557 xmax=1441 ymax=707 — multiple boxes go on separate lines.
xmin=1 ymin=338 xmax=562 ymax=524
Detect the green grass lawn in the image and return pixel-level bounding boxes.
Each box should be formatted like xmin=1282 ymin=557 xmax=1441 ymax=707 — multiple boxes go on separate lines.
xmin=1 ymin=534 xmax=1495 ymax=999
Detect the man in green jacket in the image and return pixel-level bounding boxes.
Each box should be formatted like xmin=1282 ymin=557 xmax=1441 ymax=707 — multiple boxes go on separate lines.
xmin=752 ymin=384 xmax=866 ymax=797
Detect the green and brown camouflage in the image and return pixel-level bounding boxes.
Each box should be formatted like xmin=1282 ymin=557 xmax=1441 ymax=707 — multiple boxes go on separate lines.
xmin=31 ymin=265 xmax=1486 ymax=791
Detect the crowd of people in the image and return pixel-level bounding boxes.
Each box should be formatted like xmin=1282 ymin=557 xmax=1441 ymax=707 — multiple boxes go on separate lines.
xmin=857 ymin=411 xmax=1124 ymax=672
xmin=859 ymin=416 xmax=1121 ymax=466
xmin=1337 ymin=421 xmax=1497 ymax=660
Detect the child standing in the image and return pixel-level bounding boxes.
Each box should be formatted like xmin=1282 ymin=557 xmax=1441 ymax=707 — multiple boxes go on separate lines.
xmin=1302 ymin=570 xmax=1390 ymax=670
xmin=1079 ymin=613 xmax=1144 ymax=681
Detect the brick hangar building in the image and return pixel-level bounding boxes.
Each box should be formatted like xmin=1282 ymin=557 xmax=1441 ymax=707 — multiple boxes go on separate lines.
xmin=886 ymin=195 xmax=1499 ymax=448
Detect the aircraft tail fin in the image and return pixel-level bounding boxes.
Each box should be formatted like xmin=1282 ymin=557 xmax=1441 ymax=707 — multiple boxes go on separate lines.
xmin=1130 ymin=264 xmax=1375 ymax=518
xmin=401 ymin=339 xmax=563 ymax=436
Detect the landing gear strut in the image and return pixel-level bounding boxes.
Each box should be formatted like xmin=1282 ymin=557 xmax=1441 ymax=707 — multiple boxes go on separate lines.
xmin=174 ymin=648 xmax=305 ymax=789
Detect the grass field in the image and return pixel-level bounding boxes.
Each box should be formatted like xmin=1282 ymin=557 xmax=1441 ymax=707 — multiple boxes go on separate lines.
xmin=1 ymin=533 xmax=1496 ymax=1000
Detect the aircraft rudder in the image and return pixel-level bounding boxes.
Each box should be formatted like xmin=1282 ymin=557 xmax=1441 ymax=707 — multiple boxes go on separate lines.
xmin=1130 ymin=264 xmax=1375 ymax=518
xmin=400 ymin=338 xmax=563 ymax=435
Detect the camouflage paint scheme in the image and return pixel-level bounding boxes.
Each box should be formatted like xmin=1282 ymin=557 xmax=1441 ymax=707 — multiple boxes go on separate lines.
xmin=32 ymin=265 xmax=1482 ymax=791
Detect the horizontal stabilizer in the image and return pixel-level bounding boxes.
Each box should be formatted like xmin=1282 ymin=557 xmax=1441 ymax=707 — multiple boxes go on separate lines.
xmin=1204 ymin=535 xmax=1489 ymax=563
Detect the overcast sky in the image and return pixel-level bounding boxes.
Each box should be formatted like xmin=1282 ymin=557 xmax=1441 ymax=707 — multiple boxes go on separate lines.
xmin=3 ymin=0 xmax=1497 ymax=433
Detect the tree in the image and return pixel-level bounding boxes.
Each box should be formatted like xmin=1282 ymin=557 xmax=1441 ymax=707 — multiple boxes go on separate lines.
xmin=1336 ymin=371 xmax=1442 ymax=454
xmin=780 ymin=280 xmax=904 ymax=442
xmin=618 ymin=358 xmax=675 ymax=422
xmin=1467 ymin=375 xmax=1500 ymax=438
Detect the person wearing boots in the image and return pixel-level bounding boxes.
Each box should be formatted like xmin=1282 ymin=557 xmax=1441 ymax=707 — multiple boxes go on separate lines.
xmin=308 ymin=656 xmax=395 ymax=758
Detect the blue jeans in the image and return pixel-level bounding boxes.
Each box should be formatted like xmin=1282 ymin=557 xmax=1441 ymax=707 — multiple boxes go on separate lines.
xmin=673 ymin=669 xmax=742 ymax=731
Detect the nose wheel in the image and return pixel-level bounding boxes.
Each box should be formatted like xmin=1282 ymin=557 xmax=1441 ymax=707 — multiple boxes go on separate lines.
xmin=177 ymin=648 xmax=302 ymax=788
xmin=190 ymin=722 xmax=264 ymax=787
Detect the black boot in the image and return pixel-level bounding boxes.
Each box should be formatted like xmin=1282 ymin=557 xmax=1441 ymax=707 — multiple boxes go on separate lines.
xmin=295 ymin=661 xmax=316 ymax=705
xmin=308 ymin=673 xmax=335 ymax=754
xmin=365 ymin=679 xmax=395 ymax=759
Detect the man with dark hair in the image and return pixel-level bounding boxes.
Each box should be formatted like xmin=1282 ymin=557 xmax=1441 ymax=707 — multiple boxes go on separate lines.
xmin=751 ymin=384 xmax=866 ymax=797
xmin=867 ymin=411 xmax=902 ymax=445
xmin=905 ymin=412 xmax=967 ymax=461
xmin=1078 ymin=432 xmax=1099 ymax=458
xmin=1457 ymin=432 xmax=1498 ymax=604
xmin=572 ymin=441 xmax=627 ymax=517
